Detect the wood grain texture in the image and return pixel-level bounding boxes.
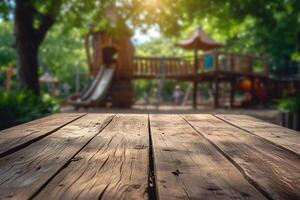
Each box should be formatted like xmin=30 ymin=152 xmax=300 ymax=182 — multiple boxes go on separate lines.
xmin=150 ymin=114 xmax=266 ymax=200
xmin=182 ymin=114 xmax=300 ymax=200
xmin=0 ymin=113 xmax=85 ymax=157
xmin=0 ymin=114 xmax=114 ymax=200
xmin=34 ymin=114 xmax=149 ymax=200
xmin=216 ymin=114 xmax=300 ymax=155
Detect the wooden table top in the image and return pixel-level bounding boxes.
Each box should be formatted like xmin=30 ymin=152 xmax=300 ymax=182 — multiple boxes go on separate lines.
xmin=0 ymin=113 xmax=299 ymax=200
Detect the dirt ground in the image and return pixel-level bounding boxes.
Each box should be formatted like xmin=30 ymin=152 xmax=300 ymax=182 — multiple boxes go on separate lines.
xmin=62 ymin=104 xmax=280 ymax=125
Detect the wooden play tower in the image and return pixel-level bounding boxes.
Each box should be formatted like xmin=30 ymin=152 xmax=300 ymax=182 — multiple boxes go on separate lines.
xmin=84 ymin=31 xmax=135 ymax=107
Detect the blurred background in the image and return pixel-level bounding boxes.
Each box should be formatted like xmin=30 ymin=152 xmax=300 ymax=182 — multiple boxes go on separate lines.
xmin=0 ymin=0 xmax=299 ymax=130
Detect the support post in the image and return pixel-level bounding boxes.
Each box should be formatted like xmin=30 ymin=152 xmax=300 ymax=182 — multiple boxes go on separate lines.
xmin=230 ymin=80 xmax=235 ymax=108
xmin=250 ymin=77 xmax=255 ymax=105
xmin=214 ymin=76 xmax=219 ymax=108
xmin=156 ymin=57 xmax=165 ymax=109
xmin=193 ymin=48 xmax=199 ymax=109
xmin=75 ymin=64 xmax=80 ymax=93
xmin=193 ymin=81 xmax=198 ymax=109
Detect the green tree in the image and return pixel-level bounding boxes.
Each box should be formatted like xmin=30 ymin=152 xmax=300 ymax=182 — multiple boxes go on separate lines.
xmin=130 ymin=0 xmax=300 ymax=77
xmin=151 ymin=0 xmax=300 ymax=77
xmin=135 ymin=37 xmax=188 ymax=57
xmin=40 ymin=24 xmax=88 ymax=88
xmin=0 ymin=20 xmax=88 ymax=91
xmin=1 ymin=0 xmax=112 ymax=94
xmin=0 ymin=21 xmax=15 ymax=68
xmin=12 ymin=0 xmax=62 ymax=94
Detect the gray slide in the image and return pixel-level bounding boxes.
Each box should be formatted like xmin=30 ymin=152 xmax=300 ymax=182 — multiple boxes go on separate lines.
xmin=68 ymin=67 xmax=114 ymax=107
xmin=81 ymin=67 xmax=105 ymax=101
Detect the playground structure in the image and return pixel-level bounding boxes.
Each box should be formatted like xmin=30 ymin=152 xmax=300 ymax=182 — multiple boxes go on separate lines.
xmin=133 ymin=52 xmax=270 ymax=108
xmin=74 ymin=31 xmax=135 ymax=107
xmin=70 ymin=27 xmax=299 ymax=109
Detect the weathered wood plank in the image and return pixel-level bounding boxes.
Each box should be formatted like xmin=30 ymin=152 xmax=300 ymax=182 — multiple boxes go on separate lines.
xmin=0 ymin=113 xmax=85 ymax=157
xmin=216 ymin=114 xmax=300 ymax=155
xmin=34 ymin=114 xmax=149 ymax=200
xmin=150 ymin=114 xmax=266 ymax=200
xmin=182 ymin=114 xmax=300 ymax=200
xmin=0 ymin=114 xmax=114 ymax=200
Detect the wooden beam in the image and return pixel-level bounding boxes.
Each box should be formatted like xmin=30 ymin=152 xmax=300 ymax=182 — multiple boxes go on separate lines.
xmin=182 ymin=114 xmax=300 ymax=199
xmin=0 ymin=114 xmax=114 ymax=199
xmin=35 ymin=114 xmax=149 ymax=199
xmin=150 ymin=114 xmax=266 ymax=199
xmin=215 ymin=114 xmax=300 ymax=155
xmin=0 ymin=113 xmax=85 ymax=158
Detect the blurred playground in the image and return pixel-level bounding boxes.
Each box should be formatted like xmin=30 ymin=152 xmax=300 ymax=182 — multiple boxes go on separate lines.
xmin=0 ymin=1 xmax=299 ymax=130
xmin=66 ymin=26 xmax=297 ymax=109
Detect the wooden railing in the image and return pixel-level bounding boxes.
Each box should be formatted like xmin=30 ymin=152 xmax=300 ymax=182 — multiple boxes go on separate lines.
xmin=133 ymin=52 xmax=269 ymax=78
xmin=197 ymin=52 xmax=268 ymax=75
xmin=133 ymin=56 xmax=194 ymax=77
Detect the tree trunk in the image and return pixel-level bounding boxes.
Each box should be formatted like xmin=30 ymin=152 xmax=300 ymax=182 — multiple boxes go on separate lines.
xmin=14 ymin=0 xmax=56 ymax=95
xmin=15 ymin=41 xmax=40 ymax=94
xmin=14 ymin=0 xmax=40 ymax=95
xmin=297 ymin=32 xmax=300 ymax=77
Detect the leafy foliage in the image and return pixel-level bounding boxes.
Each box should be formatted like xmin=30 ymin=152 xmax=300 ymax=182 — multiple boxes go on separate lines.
xmin=136 ymin=37 xmax=187 ymax=57
xmin=277 ymin=94 xmax=300 ymax=113
xmin=40 ymin=24 xmax=88 ymax=90
xmin=0 ymin=0 xmax=12 ymax=20
xmin=0 ymin=21 xmax=88 ymax=92
xmin=130 ymin=0 xmax=300 ymax=77
xmin=172 ymin=0 xmax=300 ymax=77
xmin=0 ymin=21 xmax=15 ymax=68
xmin=0 ymin=90 xmax=60 ymax=130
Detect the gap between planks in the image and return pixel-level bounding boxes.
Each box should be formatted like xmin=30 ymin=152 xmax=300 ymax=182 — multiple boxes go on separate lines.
xmin=30 ymin=114 xmax=117 ymax=199
xmin=214 ymin=114 xmax=300 ymax=156
xmin=0 ymin=113 xmax=86 ymax=158
xmin=181 ymin=114 xmax=300 ymax=200
xmin=180 ymin=114 xmax=271 ymax=200
xmin=150 ymin=114 xmax=266 ymax=200
xmin=147 ymin=114 xmax=158 ymax=200
xmin=33 ymin=114 xmax=149 ymax=200
xmin=0 ymin=114 xmax=115 ymax=200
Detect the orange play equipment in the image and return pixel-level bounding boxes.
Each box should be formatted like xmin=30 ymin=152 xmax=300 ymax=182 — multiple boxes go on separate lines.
xmin=238 ymin=78 xmax=268 ymax=101
xmin=239 ymin=79 xmax=252 ymax=92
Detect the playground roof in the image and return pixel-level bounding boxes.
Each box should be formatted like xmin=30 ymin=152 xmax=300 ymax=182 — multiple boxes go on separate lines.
xmin=176 ymin=25 xmax=224 ymax=51
xmin=39 ymin=72 xmax=58 ymax=83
